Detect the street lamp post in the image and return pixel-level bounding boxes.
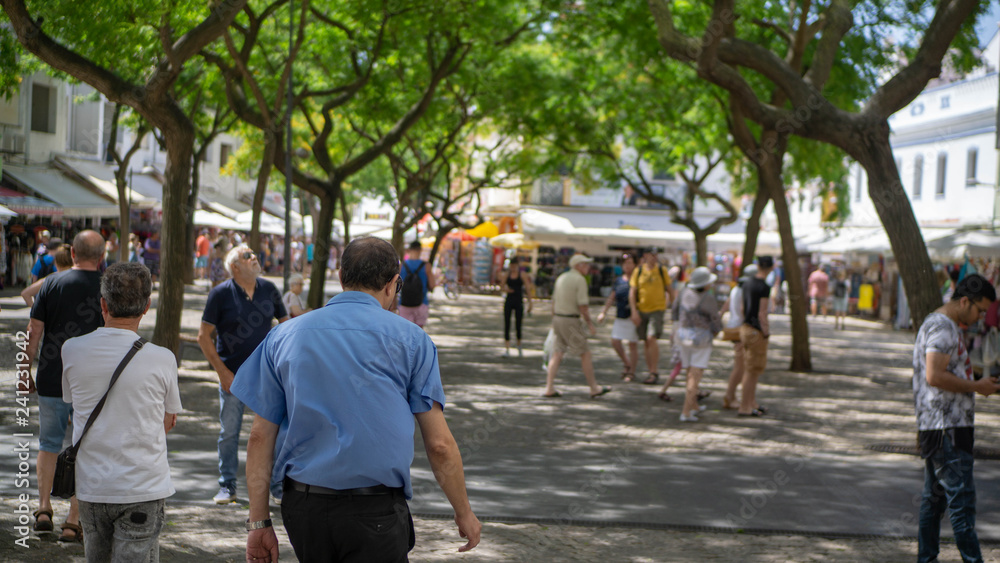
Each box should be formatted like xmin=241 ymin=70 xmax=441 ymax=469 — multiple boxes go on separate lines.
xmin=283 ymin=0 xmax=294 ymax=295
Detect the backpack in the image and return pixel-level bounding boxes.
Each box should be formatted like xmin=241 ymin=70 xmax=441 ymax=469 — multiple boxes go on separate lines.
xmin=636 ymin=264 xmax=668 ymax=305
xmin=400 ymin=261 xmax=426 ymax=307
xmin=833 ymin=279 xmax=847 ymax=298
xmin=36 ymin=255 xmax=55 ymax=279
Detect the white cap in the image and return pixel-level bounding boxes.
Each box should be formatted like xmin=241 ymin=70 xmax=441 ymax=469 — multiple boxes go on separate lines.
xmin=569 ymin=254 xmax=593 ymax=268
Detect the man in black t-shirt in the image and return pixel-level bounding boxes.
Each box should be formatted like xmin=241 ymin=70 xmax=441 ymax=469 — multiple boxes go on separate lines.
xmin=23 ymin=230 xmax=105 ymax=542
xmin=738 ymin=256 xmax=773 ymax=417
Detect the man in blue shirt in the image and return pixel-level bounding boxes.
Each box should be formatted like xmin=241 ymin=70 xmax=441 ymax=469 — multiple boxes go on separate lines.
xmin=233 ymin=237 xmax=480 ymax=563
xmin=398 ymin=240 xmax=435 ymax=328
xmin=198 ymin=245 xmax=288 ymax=505
xmin=31 ymin=237 xmax=61 ymax=282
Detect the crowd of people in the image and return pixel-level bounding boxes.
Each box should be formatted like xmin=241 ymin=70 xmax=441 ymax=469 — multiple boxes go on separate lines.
xmin=15 ymin=229 xmax=1000 ymax=562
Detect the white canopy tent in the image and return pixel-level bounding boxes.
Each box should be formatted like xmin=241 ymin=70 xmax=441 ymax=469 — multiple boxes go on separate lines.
xmin=518 ymin=208 xmax=782 ymax=255
xmin=194 ymin=209 xmax=245 ymax=231
xmin=0 ymin=204 xmax=17 ymax=218
xmin=926 ymin=230 xmax=1000 ymax=261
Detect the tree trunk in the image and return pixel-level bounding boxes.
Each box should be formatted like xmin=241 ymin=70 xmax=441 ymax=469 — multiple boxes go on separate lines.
xmin=391 ymin=209 xmax=407 ymax=257
xmin=339 ymin=189 xmax=352 ymax=241
xmin=740 ymin=186 xmax=769 ymax=274
xmin=115 ymin=169 xmax=130 ymax=263
xmin=760 ymin=141 xmax=811 ymax=372
xmin=693 ymin=230 xmax=708 ymax=267
xmin=152 ymin=127 xmax=195 ymax=358
xmin=852 ymin=122 xmax=939 ymax=328
xmin=429 ymin=224 xmax=453 ymax=266
xmin=249 ymin=138 xmax=277 ymax=252
xmin=308 ymin=190 xmax=336 ymax=309
xmin=184 ymin=162 xmax=200 ymax=285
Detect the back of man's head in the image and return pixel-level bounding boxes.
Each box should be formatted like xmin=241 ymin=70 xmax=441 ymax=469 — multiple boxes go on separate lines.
xmin=408 ymin=240 xmax=422 ymax=254
xmin=73 ymin=230 xmax=106 ymax=264
xmin=952 ymin=273 xmax=997 ymax=303
xmin=341 ymin=237 xmax=399 ymax=292
xmin=757 ymin=255 xmax=774 ymax=272
xmin=102 ymin=263 xmax=152 ymax=318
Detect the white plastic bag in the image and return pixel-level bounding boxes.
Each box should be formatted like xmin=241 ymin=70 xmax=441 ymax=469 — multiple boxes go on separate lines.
xmin=982 ymin=328 xmax=1000 ymax=367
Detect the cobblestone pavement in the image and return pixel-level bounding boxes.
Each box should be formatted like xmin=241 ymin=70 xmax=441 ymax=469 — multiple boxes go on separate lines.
xmin=1 ymin=281 xmax=999 ymax=562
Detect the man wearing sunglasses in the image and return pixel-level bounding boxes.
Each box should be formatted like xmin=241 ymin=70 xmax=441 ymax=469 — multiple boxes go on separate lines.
xmin=232 ymin=236 xmax=480 ymax=562
xmin=198 ymin=244 xmax=289 ymax=505
xmin=913 ymin=273 xmax=999 ymax=563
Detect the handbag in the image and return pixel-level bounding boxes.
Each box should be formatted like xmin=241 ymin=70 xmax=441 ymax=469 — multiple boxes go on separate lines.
xmin=51 ymin=337 xmax=146 ymax=500
xmin=720 ymin=327 xmax=741 ymax=342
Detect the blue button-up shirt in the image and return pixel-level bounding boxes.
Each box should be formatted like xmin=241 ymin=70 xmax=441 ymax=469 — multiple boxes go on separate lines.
xmin=202 ymin=278 xmax=287 ymax=372
xmin=230 ymin=291 xmax=446 ymax=499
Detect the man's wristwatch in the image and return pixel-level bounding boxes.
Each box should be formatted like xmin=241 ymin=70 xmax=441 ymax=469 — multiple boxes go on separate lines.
xmin=246 ymin=518 xmax=272 ymax=531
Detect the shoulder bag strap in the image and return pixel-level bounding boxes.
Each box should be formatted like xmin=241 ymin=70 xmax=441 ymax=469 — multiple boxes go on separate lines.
xmin=67 ymin=337 xmax=147 ymax=455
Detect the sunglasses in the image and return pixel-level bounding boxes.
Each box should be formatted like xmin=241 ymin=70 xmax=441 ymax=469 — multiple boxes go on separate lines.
xmin=395 ymin=276 xmax=403 ymax=295
xmin=241 ymin=252 xmax=254 ymax=260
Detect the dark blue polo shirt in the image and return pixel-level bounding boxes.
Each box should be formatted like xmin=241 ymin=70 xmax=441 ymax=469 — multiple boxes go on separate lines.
xmin=202 ymin=278 xmax=288 ymax=372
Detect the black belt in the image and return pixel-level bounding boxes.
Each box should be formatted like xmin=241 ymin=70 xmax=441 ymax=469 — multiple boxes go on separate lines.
xmin=554 ymin=313 xmax=580 ymax=318
xmin=284 ymin=478 xmax=400 ymax=496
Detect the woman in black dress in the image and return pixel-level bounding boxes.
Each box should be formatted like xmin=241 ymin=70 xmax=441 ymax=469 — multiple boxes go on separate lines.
xmin=499 ymin=257 xmax=533 ymax=357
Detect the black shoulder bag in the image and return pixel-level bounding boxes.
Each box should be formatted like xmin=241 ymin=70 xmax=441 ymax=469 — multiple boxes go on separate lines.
xmin=51 ymin=337 xmax=146 ymax=499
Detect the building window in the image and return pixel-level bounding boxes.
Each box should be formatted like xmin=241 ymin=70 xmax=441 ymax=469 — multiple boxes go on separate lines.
xmin=913 ymin=155 xmax=923 ymax=199
xmin=219 ymin=143 xmax=233 ymax=169
xmin=935 ymin=153 xmax=947 ymax=198
xmin=30 ymin=84 xmax=57 ymax=134
xmin=941 ymin=96 xmax=950 ymax=109
xmin=966 ymin=147 xmax=978 ymax=187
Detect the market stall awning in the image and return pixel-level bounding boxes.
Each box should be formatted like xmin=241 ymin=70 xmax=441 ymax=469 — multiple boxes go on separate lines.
xmin=235 ymin=210 xmax=285 ymax=235
xmin=0 ymin=203 xmax=17 ymax=218
xmin=466 ymin=221 xmax=500 ymax=238
xmin=806 ymin=226 xmax=957 ymax=256
xmin=55 ymin=157 xmax=158 ymax=207
xmin=0 ymin=187 xmax=64 ymax=216
xmin=3 ymin=163 xmax=119 ymax=218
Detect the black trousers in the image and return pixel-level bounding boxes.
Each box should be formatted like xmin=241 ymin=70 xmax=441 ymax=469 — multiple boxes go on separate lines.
xmin=281 ymin=486 xmax=414 ymax=562
xmin=504 ymin=300 xmax=524 ymax=341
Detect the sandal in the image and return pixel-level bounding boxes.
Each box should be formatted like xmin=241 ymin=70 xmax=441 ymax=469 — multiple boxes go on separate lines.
xmin=33 ymin=508 xmax=53 ymax=532
xmin=58 ymin=521 xmax=83 ymax=543
xmin=722 ymin=397 xmax=738 ymax=410
xmin=755 ymin=405 xmax=768 ymax=415
xmin=621 ymin=367 xmax=635 ymax=382
xmin=543 ymin=391 xmax=562 ymax=398
xmin=697 ymin=390 xmax=712 ymax=401
xmin=738 ymin=409 xmax=765 ymax=417
xmin=590 ymin=386 xmax=612 ymax=399
xmin=642 ymin=373 xmax=659 ymax=385
xmin=657 ymin=391 xmax=672 ymax=402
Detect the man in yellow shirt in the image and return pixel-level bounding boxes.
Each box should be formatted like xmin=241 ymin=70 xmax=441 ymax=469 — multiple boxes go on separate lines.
xmin=629 ymin=248 xmax=677 ymax=384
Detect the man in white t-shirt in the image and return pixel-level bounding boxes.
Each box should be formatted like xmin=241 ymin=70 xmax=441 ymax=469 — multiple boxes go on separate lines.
xmin=62 ymin=262 xmax=181 ymax=562
xmin=912 ymin=273 xmax=999 ymax=563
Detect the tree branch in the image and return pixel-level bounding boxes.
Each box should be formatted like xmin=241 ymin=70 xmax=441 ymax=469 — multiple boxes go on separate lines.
xmin=866 ymin=0 xmax=979 ymax=118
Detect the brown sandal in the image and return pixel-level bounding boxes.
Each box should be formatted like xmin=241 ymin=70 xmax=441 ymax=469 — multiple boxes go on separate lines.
xmin=33 ymin=508 xmax=53 ymax=532
xmin=621 ymin=368 xmax=635 ymax=382
xmin=58 ymin=521 xmax=83 ymax=543
xmin=642 ymin=373 xmax=659 ymax=385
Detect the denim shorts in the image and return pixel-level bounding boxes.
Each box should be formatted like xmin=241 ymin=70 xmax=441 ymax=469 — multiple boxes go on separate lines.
xmin=38 ymin=395 xmax=73 ymax=453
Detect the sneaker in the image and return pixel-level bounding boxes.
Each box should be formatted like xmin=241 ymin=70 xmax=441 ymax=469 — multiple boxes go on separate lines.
xmin=271 ymin=494 xmax=282 ymax=507
xmin=679 ymin=413 xmax=699 ymax=422
xmin=213 ymin=486 xmax=236 ymax=504
xmin=518 ymin=346 xmax=523 ymax=358
xmin=697 ymin=404 xmax=708 ymax=412
xmin=502 ymin=349 xmax=510 ymax=357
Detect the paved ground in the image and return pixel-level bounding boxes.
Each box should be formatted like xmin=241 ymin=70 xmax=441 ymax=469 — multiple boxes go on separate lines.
xmin=1 ymin=278 xmax=1000 ymax=561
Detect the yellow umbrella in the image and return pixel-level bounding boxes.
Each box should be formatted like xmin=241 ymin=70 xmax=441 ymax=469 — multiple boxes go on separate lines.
xmin=465 ymin=221 xmax=500 ymax=239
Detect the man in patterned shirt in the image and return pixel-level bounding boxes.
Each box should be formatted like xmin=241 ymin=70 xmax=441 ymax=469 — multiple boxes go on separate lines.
xmin=913 ymin=273 xmax=999 ymax=563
